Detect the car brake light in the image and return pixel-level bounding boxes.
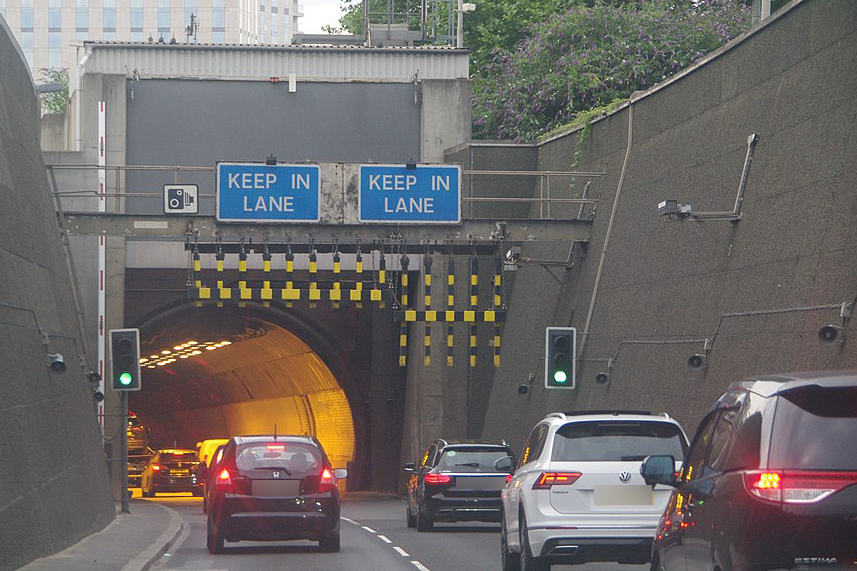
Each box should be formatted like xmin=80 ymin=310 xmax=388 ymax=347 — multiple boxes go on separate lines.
xmin=151 ymin=464 xmax=161 ymax=471
xmin=743 ymin=471 xmax=857 ymax=503
xmin=506 ymin=475 xmax=513 ymax=484
xmin=217 ymin=468 xmax=232 ymax=486
xmin=320 ymin=468 xmax=335 ymax=485
xmin=267 ymin=444 xmax=285 ymax=451
xmin=424 ymin=473 xmax=452 ymax=485
xmin=533 ymin=472 xmax=582 ymax=489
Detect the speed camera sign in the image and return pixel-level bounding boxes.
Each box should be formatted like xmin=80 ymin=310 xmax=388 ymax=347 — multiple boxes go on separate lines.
xmin=163 ymin=184 xmax=199 ymax=214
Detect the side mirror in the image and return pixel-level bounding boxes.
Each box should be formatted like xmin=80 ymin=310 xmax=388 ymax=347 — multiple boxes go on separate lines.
xmin=404 ymin=462 xmax=416 ymax=472
xmin=333 ymin=468 xmax=348 ymax=479
xmin=640 ymin=455 xmax=677 ymax=487
xmin=494 ymin=456 xmax=515 ymax=473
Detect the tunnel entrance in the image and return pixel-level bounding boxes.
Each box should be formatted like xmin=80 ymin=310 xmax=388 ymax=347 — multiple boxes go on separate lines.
xmin=129 ymin=304 xmax=356 ymax=478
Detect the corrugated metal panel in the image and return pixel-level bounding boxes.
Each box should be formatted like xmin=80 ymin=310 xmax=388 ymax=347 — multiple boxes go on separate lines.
xmin=84 ymin=43 xmax=469 ymax=81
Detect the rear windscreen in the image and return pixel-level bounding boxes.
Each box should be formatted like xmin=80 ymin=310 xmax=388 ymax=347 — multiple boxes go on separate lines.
xmin=159 ymin=452 xmax=199 ymax=463
xmin=769 ymin=386 xmax=857 ymax=470
xmin=552 ymin=421 xmax=687 ymax=462
xmin=436 ymin=447 xmax=511 ymax=472
xmin=235 ymin=442 xmax=322 ymax=475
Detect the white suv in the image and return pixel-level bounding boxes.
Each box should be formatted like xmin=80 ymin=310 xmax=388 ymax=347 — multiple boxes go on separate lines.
xmin=500 ymin=410 xmax=688 ymax=571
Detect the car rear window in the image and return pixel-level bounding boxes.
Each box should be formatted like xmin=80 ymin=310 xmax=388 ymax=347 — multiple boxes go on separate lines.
xmin=552 ymin=421 xmax=687 ymax=462
xmin=436 ymin=447 xmax=511 ymax=472
xmin=769 ymin=385 xmax=857 ymax=470
xmin=235 ymin=442 xmax=322 ymax=475
xmin=159 ymin=452 xmax=199 ymax=463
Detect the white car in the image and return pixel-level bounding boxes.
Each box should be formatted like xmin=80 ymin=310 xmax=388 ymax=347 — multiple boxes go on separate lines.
xmin=500 ymin=410 xmax=689 ymax=571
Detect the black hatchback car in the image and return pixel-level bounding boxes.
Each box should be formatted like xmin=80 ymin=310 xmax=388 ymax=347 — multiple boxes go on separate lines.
xmin=140 ymin=449 xmax=202 ymax=497
xmin=642 ymin=371 xmax=857 ymax=571
xmin=405 ymin=439 xmax=515 ymax=531
xmin=207 ymin=435 xmax=347 ymax=554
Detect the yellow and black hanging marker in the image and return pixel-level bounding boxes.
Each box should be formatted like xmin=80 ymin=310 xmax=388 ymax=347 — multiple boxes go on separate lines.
xmin=352 ymin=245 xmax=364 ymax=308
xmin=492 ymin=250 xmax=503 ymax=368
xmin=446 ymin=251 xmax=455 ymax=367
xmin=283 ymin=241 xmax=298 ymax=307
xmin=398 ymin=250 xmax=410 ymax=367
xmin=424 ymin=249 xmax=433 ymax=366
xmin=331 ymin=242 xmax=342 ymax=308
xmin=308 ymin=241 xmax=320 ymax=308
xmin=373 ymin=245 xmax=386 ymax=307
xmin=261 ymin=239 xmax=273 ymax=307
xmin=469 ymin=253 xmax=478 ymax=367
xmin=192 ymin=240 xmax=209 ymax=305
xmin=238 ymin=239 xmax=249 ymax=307
xmin=215 ymin=237 xmax=229 ymax=307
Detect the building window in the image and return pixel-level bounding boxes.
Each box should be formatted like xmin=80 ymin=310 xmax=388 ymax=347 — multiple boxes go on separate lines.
xmin=103 ymin=0 xmax=116 ymax=33
xmin=21 ymin=0 xmax=34 ymax=31
xmin=185 ymin=0 xmax=198 ymax=34
xmin=211 ymin=30 xmax=225 ymax=42
xmin=158 ymin=0 xmax=170 ymax=39
xmin=271 ymin=12 xmax=277 ymax=40
xmin=130 ymin=30 xmax=143 ymax=41
xmin=76 ymin=0 xmax=89 ymax=39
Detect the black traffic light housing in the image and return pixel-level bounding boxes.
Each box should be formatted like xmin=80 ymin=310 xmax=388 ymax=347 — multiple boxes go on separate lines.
xmin=545 ymin=327 xmax=576 ymax=389
xmin=110 ymin=328 xmax=141 ymax=391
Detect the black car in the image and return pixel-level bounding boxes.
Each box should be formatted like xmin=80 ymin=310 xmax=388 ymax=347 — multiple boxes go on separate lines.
xmin=201 ymin=443 xmax=227 ymax=513
xmin=405 ymin=439 xmax=515 ymax=532
xmin=642 ymin=371 xmax=857 ymax=571
xmin=141 ymin=449 xmax=202 ymax=497
xmin=207 ymin=435 xmax=347 ymax=554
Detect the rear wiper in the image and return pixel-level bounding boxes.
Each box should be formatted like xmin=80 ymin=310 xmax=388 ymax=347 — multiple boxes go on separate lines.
xmin=454 ymin=463 xmax=481 ymax=467
xmin=621 ymin=456 xmax=646 ymax=461
xmin=255 ymin=466 xmax=292 ymax=475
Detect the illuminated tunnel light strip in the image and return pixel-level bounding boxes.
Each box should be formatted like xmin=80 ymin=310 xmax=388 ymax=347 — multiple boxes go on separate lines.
xmin=143 ymin=339 xmax=234 ymax=366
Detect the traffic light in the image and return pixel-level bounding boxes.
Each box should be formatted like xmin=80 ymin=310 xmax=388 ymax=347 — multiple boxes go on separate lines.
xmin=545 ymin=327 xmax=576 ymax=389
xmin=110 ymin=328 xmax=141 ymax=391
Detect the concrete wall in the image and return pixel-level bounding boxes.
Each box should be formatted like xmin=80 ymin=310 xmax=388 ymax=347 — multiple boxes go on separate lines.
xmin=478 ymin=0 xmax=857 ymax=453
xmin=0 ymin=18 xmax=114 ymax=571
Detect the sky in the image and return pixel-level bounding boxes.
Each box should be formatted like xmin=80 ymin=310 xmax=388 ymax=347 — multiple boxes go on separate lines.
xmin=301 ymin=0 xmax=347 ymax=34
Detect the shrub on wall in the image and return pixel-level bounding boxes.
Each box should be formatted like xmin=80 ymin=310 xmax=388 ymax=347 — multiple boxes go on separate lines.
xmin=473 ymin=0 xmax=751 ymax=141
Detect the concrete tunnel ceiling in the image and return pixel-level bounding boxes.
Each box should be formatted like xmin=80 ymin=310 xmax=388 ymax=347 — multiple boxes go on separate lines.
xmin=129 ymin=305 xmax=355 ymax=470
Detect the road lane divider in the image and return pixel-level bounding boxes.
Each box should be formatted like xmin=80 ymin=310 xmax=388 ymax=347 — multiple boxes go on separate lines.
xmin=378 ymin=535 xmax=392 ymax=543
xmin=394 ymin=547 xmax=410 ymax=557
xmin=411 ymin=561 xmax=431 ymax=571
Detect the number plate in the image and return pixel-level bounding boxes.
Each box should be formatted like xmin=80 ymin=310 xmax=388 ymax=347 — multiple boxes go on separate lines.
xmin=452 ymin=476 xmax=507 ymax=490
xmin=252 ymin=479 xmax=301 ymax=497
xmin=594 ymin=485 xmax=653 ymax=506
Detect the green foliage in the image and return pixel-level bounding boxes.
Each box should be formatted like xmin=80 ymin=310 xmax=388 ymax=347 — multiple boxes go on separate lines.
xmin=472 ymin=1 xmax=751 ymax=141
xmin=336 ymin=0 xmax=423 ymax=35
xmin=39 ymin=68 xmax=69 ymax=114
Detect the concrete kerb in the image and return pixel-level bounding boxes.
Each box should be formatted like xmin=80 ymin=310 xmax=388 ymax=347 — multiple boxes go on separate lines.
xmin=120 ymin=502 xmax=183 ymax=571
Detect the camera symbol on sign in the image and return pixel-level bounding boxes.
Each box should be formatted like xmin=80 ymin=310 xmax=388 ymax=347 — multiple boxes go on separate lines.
xmin=163 ymin=185 xmax=199 ymax=214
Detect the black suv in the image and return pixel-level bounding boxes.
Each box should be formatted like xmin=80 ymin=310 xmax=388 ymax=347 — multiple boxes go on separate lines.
xmin=141 ymin=449 xmax=202 ymax=497
xmin=207 ymin=435 xmax=347 ymax=554
xmin=642 ymin=371 xmax=857 ymax=571
xmin=405 ymin=439 xmax=515 ymax=531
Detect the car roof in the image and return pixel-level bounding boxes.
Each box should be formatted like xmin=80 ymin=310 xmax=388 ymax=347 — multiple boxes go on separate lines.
xmin=725 ymin=370 xmax=857 ymax=399
xmin=437 ymin=440 xmax=509 ymax=448
xmin=540 ymin=410 xmax=677 ymax=425
xmin=232 ymin=435 xmax=317 ymax=446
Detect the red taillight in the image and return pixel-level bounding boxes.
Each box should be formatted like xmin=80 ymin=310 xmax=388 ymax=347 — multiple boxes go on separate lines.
xmin=743 ymin=470 xmax=857 ymax=504
xmin=267 ymin=444 xmax=285 ymax=451
xmin=320 ymin=468 xmax=335 ymax=486
xmin=151 ymin=464 xmax=161 ymax=471
xmin=506 ymin=475 xmax=513 ymax=484
xmin=217 ymin=468 xmax=232 ymax=486
xmin=424 ymin=473 xmax=452 ymax=485
xmin=533 ymin=472 xmax=582 ymax=489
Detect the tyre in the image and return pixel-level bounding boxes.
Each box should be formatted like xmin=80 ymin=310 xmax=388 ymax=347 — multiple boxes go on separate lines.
xmin=416 ymin=507 xmax=434 ymax=532
xmin=318 ymin=529 xmax=341 ymax=553
xmin=501 ymin=514 xmax=521 ymax=571
xmin=520 ymin=513 xmax=549 ymax=571
xmin=406 ymin=504 xmax=417 ymax=528
xmin=207 ymin=514 xmax=225 ymax=554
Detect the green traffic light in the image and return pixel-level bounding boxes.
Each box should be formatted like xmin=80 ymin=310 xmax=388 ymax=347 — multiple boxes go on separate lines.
xmin=553 ymin=370 xmax=568 ymax=384
xmin=119 ymin=372 xmax=133 ymax=386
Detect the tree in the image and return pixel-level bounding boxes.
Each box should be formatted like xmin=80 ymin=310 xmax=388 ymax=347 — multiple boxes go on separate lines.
xmin=472 ymin=0 xmax=751 ymax=141
xmin=39 ymin=68 xmax=69 ymax=114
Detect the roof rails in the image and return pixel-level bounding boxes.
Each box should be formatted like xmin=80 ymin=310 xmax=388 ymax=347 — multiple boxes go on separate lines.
xmin=562 ymin=410 xmax=653 ymax=417
xmin=545 ymin=412 xmax=567 ymax=420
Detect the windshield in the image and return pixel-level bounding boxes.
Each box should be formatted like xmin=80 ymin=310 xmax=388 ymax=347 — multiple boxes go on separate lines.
xmin=769 ymin=385 xmax=857 ymax=470
xmin=552 ymin=421 xmax=687 ymax=462
xmin=235 ymin=442 xmax=322 ymax=475
xmin=436 ymin=447 xmax=511 ymax=472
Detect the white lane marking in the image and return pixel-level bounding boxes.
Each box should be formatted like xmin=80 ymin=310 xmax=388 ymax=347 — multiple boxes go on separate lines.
xmin=411 ymin=561 xmax=431 ymax=571
xmin=377 ymin=534 xmax=392 ymax=543
xmin=362 ymin=525 xmax=377 ymax=533
xmin=341 ymin=517 xmax=358 ymax=524
xmin=394 ymin=546 xmax=410 ymax=557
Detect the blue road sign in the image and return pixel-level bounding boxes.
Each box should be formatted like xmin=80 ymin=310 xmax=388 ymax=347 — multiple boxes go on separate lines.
xmin=216 ymin=162 xmax=320 ymax=222
xmin=359 ymin=164 xmax=461 ymax=224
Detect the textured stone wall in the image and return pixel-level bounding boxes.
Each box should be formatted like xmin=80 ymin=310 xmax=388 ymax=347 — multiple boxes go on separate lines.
xmin=0 ymin=18 xmax=114 ymax=571
xmin=478 ymin=0 xmax=857 ymax=451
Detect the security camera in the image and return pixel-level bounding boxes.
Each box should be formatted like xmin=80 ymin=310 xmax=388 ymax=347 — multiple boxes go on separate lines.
xmin=517 ymin=384 xmax=529 ymax=395
xmin=688 ymin=354 xmax=706 ymax=370
xmin=87 ymin=371 xmax=101 ymax=384
xmin=48 ymin=353 xmax=66 ymax=374
xmin=595 ymin=372 xmax=610 ymax=385
xmin=657 ymin=200 xmax=692 ymax=219
xmin=93 ymin=390 xmax=105 ymax=402
xmin=818 ymin=324 xmax=844 ymax=345
xmin=505 ymin=247 xmax=522 ymax=263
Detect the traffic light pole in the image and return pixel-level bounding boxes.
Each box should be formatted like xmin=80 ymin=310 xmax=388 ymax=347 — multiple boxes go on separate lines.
xmin=120 ymin=391 xmax=130 ymax=514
